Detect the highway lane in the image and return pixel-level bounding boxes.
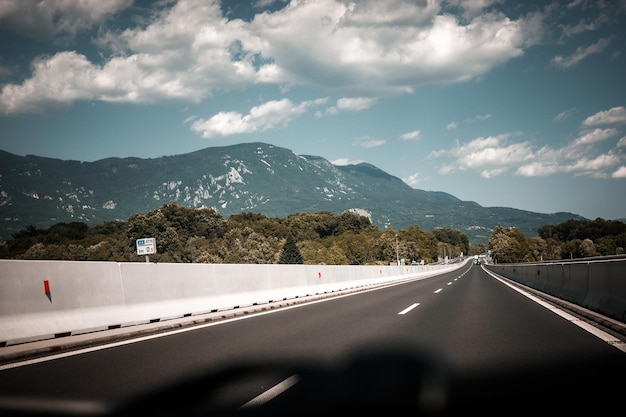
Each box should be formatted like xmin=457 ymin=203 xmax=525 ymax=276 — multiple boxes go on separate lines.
xmin=1 ymin=262 xmax=625 ymax=415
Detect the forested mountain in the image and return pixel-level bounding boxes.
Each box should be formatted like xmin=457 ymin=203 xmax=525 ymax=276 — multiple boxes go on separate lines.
xmin=0 ymin=142 xmax=584 ymax=243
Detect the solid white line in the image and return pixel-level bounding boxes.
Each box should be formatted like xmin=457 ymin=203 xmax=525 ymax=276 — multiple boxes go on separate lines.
xmin=398 ymin=303 xmax=420 ymax=315
xmin=240 ymin=374 xmax=300 ymax=409
xmin=483 ymin=267 xmax=626 ymax=354
xmin=434 ymin=288 xmax=443 ymax=294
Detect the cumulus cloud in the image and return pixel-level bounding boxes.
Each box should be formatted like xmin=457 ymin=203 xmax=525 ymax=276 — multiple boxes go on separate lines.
xmin=612 ymin=166 xmax=626 ymax=178
xmin=430 ymin=134 xmax=533 ymax=178
xmin=0 ymin=0 xmax=536 ymax=115
xmin=430 ymin=107 xmax=626 ymax=179
xmin=573 ymin=128 xmax=618 ymax=146
xmin=353 ymin=136 xmax=386 ymax=148
xmin=190 ymin=98 xmax=326 ymax=138
xmin=0 ymin=52 xmax=100 ymax=114
xmin=581 ymin=106 xmax=626 ymax=127
xmin=332 ymin=157 xmax=365 ymax=166
xmin=403 ymin=172 xmax=425 ymax=187
xmin=400 ymin=130 xmax=421 ymax=141
xmin=317 ymin=97 xmax=377 ymax=116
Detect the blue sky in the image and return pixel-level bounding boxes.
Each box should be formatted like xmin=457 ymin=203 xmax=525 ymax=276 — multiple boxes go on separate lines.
xmin=1 ymin=0 xmax=625 ymax=221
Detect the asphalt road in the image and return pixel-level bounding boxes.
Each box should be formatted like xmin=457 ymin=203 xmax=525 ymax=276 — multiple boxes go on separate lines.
xmin=1 ymin=263 xmax=625 ymax=416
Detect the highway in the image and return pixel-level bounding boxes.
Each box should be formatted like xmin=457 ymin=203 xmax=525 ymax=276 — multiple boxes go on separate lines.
xmin=1 ymin=263 xmax=625 ymax=415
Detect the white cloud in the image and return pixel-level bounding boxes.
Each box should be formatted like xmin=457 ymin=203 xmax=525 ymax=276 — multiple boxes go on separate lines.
xmin=353 ymin=136 xmax=386 ymax=148
xmin=0 ymin=0 xmax=536 ymax=114
xmin=573 ymin=128 xmax=618 ymax=146
xmin=430 ymin=134 xmax=533 ymax=178
xmin=332 ymin=158 xmax=364 ymax=166
xmin=1 ymin=0 xmax=256 ymax=114
xmin=551 ymin=38 xmax=611 ymax=69
xmin=400 ymin=130 xmax=421 ymax=141
xmin=0 ymin=48 xmax=214 ymax=114
xmin=612 ymin=166 xmax=626 ymax=178
xmin=582 ymin=106 xmax=626 ymax=127
xmin=318 ymin=97 xmax=377 ymax=116
xmin=190 ymin=98 xmax=326 ymax=138
xmin=430 ymin=125 xmax=626 ymax=179
xmin=514 ymin=125 xmax=625 ymax=178
xmin=553 ymin=108 xmax=577 ymax=122
xmin=403 ymin=172 xmax=424 ymax=187
xmin=446 ymin=121 xmax=458 ymax=131
xmin=336 ymin=97 xmax=376 ymax=112
xmin=0 ymin=52 xmax=99 ymax=114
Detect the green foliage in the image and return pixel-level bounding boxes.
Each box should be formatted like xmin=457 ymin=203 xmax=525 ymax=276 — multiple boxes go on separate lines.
xmin=6 ymin=208 xmax=619 ymax=265
xmin=219 ymin=227 xmax=281 ymax=264
xmin=432 ymin=228 xmax=470 ymax=256
xmin=278 ymin=233 xmax=304 ymax=264
xmin=489 ymin=218 xmax=626 ymax=263
xmin=0 ymin=202 xmax=476 ymax=265
xmin=488 ymin=225 xmax=533 ymax=263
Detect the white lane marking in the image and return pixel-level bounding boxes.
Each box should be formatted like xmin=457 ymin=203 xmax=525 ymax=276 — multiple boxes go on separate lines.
xmin=398 ymin=303 xmax=420 ymax=315
xmin=483 ymin=267 xmax=626 ymax=354
xmin=434 ymin=289 xmax=443 ymax=294
xmin=447 ymin=282 xmax=453 ymax=285
xmin=240 ymin=374 xmax=300 ymax=409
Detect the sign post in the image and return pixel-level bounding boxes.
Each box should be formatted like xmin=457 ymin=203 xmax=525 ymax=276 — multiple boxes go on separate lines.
xmin=136 ymin=238 xmax=156 ymax=262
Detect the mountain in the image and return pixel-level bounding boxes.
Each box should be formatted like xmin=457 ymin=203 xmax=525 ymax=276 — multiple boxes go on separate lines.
xmin=0 ymin=142 xmax=584 ymax=243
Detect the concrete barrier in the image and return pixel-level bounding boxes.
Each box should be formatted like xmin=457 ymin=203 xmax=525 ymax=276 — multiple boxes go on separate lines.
xmin=485 ymin=257 xmax=626 ymax=323
xmin=0 ymin=259 xmax=468 ymax=346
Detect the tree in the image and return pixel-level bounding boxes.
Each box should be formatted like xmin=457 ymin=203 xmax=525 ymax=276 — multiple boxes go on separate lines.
xmin=220 ymin=227 xmax=281 ymax=264
xmin=488 ymin=225 xmax=532 ymax=263
xmin=433 ymin=228 xmax=470 ymax=255
xmin=579 ymin=238 xmax=597 ymax=258
xmin=333 ymin=231 xmax=378 ymax=265
xmin=298 ymin=240 xmax=349 ymax=265
xmin=398 ymin=225 xmax=438 ymax=263
xmin=278 ymin=233 xmax=303 ymax=264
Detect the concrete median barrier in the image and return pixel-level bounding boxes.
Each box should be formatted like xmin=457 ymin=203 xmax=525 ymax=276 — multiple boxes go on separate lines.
xmin=0 ymin=259 xmax=466 ymax=346
xmin=485 ymin=257 xmax=626 ymax=323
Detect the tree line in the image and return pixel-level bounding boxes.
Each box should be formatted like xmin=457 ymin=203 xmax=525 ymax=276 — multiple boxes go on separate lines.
xmin=2 ymin=202 xmax=622 ymax=264
xmin=0 ymin=202 xmax=473 ymax=265
xmin=488 ymin=218 xmax=626 ymax=263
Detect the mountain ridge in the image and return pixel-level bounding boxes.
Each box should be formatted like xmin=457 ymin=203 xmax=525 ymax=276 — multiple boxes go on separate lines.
xmin=0 ymin=142 xmax=585 ymax=242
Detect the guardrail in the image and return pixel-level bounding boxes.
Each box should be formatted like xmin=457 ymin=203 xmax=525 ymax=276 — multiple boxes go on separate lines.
xmin=0 ymin=259 xmax=470 ymax=347
xmin=484 ymin=256 xmax=626 ymax=323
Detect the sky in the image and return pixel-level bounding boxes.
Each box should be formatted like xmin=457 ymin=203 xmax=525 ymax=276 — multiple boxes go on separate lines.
xmin=1 ymin=0 xmax=625 ymax=221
